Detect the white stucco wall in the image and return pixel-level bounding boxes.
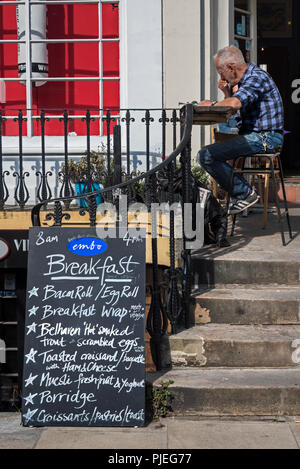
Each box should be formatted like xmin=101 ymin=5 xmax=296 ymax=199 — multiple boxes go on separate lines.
xmin=162 ymin=0 xmax=202 ymax=160
xmin=119 ymin=0 xmax=163 ymax=161
xmin=162 ymin=0 xmax=237 ymax=156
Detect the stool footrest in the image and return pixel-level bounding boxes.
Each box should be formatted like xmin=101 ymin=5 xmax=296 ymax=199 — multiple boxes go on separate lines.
xmin=233 ymin=169 xmax=278 ymax=174
xmin=249 ymin=153 xmax=281 ymax=157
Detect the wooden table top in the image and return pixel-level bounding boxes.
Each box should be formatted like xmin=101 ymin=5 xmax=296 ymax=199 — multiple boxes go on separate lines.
xmin=193 ymin=105 xmax=235 ymax=125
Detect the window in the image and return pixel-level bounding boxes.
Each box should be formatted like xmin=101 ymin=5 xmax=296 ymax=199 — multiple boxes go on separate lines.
xmin=0 ymin=0 xmax=120 ymax=137
xmin=234 ymin=0 xmax=256 ymax=64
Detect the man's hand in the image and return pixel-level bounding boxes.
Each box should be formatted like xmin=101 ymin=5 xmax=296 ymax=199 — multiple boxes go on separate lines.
xmin=197 ymin=100 xmax=213 ymax=106
xmin=218 ymin=79 xmax=230 ymax=94
xmin=218 ymin=79 xmax=230 ymax=97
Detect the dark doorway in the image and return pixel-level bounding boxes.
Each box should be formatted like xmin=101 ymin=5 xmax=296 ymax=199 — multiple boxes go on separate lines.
xmin=257 ymin=0 xmax=300 ymax=172
xmin=0 ymin=269 xmax=26 ymax=412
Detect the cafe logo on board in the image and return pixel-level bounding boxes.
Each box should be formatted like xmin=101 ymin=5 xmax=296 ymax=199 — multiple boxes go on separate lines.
xmin=67 ymin=238 xmax=108 ymax=256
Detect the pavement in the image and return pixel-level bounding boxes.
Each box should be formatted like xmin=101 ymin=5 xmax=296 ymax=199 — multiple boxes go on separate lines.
xmin=1 ymin=412 xmax=300 ymax=449
xmin=200 ymin=202 xmax=300 ymax=258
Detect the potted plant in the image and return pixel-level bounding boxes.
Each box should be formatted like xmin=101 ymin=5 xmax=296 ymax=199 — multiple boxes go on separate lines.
xmin=60 ymin=150 xmax=110 ymax=207
xmin=191 ymin=164 xmax=210 ymax=187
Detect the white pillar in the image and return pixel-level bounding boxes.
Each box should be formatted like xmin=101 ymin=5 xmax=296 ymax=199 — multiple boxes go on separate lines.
xmin=119 ymin=0 xmax=163 ymax=164
xmin=162 ymin=0 xmax=202 ymax=161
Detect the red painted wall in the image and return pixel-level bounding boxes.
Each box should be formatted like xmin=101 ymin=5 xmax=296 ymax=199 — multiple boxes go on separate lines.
xmin=0 ymin=2 xmax=119 ymax=136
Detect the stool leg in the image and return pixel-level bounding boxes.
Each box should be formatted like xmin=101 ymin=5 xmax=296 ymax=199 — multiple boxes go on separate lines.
xmin=268 ymin=157 xmax=286 ymax=246
xmin=228 ymin=158 xmax=239 ymax=237
xmin=263 ymin=162 xmax=270 ymax=230
xmin=231 ymin=215 xmax=237 ymax=237
xmin=277 ymin=155 xmax=293 ymax=240
xmin=211 ymin=176 xmax=218 ymax=198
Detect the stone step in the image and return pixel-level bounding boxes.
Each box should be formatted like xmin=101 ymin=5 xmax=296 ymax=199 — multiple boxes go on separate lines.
xmin=191 ymin=253 xmax=300 ymax=287
xmin=161 ymin=324 xmax=300 ymax=368
xmin=147 ymin=367 xmax=300 ymax=416
xmin=191 ymin=284 xmax=300 ymax=325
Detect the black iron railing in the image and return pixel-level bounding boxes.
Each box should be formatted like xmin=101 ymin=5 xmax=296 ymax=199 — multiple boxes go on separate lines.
xmin=31 ymin=104 xmax=195 ymax=371
xmin=0 ymin=107 xmax=182 ymax=210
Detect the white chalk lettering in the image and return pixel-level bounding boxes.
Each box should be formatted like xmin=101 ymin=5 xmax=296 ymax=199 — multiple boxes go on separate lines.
xmin=44 ymin=254 xmax=102 ymax=278
xmin=40 ymin=372 xmax=73 ymax=387
xmin=40 ymin=337 xmax=67 ymax=347
xmin=101 ymin=305 xmax=128 ymax=323
xmin=37 ymin=409 xmax=90 ymax=424
xmin=74 ymin=373 xmax=115 ymax=390
xmin=36 ymin=231 xmax=59 ymax=246
xmin=39 ymin=349 xmax=77 ymax=364
xmin=97 ymin=324 xmax=134 ymax=337
xmin=77 ymin=337 xmax=116 ymax=348
xmin=62 ymin=362 xmax=117 ymax=373
xmin=39 ymin=390 xmax=96 ymax=409
xmin=37 ymin=322 xmax=81 ymax=338
xmin=95 ymin=284 xmax=139 ymax=305
xmin=43 ymin=285 xmax=93 ymax=302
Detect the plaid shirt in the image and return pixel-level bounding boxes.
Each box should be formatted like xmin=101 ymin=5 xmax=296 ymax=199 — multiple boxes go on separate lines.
xmin=233 ymin=63 xmax=284 ymax=132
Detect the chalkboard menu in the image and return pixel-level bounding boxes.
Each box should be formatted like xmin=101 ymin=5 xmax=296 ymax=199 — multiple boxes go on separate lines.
xmin=22 ymin=227 xmax=146 ymax=427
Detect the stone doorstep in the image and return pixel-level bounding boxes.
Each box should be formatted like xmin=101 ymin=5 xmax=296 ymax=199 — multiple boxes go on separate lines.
xmin=261 ymin=179 xmax=300 ymax=203
xmin=192 ymin=257 xmax=300 ymax=286
xmin=160 ymin=324 xmax=300 ymax=369
xmin=191 ymin=284 xmax=300 ymax=325
xmin=147 ymin=367 xmax=300 ymax=416
xmin=279 ymin=182 xmax=300 ymax=204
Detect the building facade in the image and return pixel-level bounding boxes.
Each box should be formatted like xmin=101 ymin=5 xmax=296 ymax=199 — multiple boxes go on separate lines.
xmin=0 ymin=1 xmax=258 ymax=161
xmin=0 ymin=0 xmax=299 ymax=409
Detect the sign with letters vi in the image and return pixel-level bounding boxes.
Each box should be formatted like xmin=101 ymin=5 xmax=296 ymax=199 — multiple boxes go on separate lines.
xmin=22 ymin=227 xmax=146 ymax=427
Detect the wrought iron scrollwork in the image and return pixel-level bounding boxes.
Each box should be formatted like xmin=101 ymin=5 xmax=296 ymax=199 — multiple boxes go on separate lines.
xmin=162 ymin=267 xmax=183 ymax=334
xmin=0 ymin=170 xmax=9 ymax=211
xmin=0 ymin=112 xmax=8 ymax=210
xmin=82 ymin=110 xmax=96 ymax=194
xmin=13 ymin=111 xmax=30 ymax=208
xmin=180 ymin=106 xmax=193 ymax=329
xmin=36 ymin=111 xmax=52 ymax=203
xmin=146 ymin=173 xmax=169 ymax=370
xmin=45 ymin=200 xmax=71 ymax=226
xmin=171 ymin=109 xmax=180 ymax=151
xmin=59 ymin=110 xmax=75 ymax=209
xmin=159 ymin=109 xmax=170 ymax=161
xmin=142 ymin=110 xmax=155 ymax=171
xmin=30 ymin=104 xmax=195 ymax=371
xmin=102 ymin=110 xmax=117 ymax=193
xmin=163 ymin=145 xmax=184 ymax=333
xmin=13 ymin=170 xmax=30 ymax=209
xmin=121 ymin=109 xmax=135 ymax=175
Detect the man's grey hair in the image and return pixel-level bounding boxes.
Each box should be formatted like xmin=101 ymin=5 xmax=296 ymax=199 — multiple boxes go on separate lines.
xmin=214 ymin=46 xmax=246 ymax=68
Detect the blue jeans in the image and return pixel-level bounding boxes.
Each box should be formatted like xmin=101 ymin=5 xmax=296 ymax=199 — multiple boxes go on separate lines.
xmin=198 ymin=131 xmax=284 ymax=200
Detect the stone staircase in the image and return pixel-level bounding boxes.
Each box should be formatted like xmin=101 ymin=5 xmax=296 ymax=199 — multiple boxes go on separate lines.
xmin=148 ymin=217 xmax=300 ymax=416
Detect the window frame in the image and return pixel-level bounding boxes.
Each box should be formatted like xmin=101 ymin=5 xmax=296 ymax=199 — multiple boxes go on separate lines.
xmin=0 ymin=0 xmax=120 ymax=138
xmin=234 ymin=0 xmax=257 ymax=64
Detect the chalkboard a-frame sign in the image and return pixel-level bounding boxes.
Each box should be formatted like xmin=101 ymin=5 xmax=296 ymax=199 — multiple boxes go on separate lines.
xmin=22 ymin=227 xmax=146 ymax=427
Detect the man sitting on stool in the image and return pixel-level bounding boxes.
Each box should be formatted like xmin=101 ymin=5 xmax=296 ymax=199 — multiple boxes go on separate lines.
xmin=197 ymin=45 xmax=284 ymax=215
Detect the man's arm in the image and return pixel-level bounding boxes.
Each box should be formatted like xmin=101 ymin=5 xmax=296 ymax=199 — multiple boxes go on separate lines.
xmin=197 ymin=97 xmax=241 ymax=110
xmin=214 ymin=97 xmax=242 ymax=110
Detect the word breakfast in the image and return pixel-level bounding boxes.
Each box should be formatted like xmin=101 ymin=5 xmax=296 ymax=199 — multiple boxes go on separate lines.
xmin=43 ymin=253 xmax=140 ymax=285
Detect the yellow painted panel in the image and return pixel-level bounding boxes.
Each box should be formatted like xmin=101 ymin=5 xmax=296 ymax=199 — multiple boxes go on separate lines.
xmin=0 ymin=210 xmax=183 ymax=267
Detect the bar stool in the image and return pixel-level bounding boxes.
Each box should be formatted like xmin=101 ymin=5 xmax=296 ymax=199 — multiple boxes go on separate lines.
xmin=229 ymin=151 xmax=293 ymax=246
